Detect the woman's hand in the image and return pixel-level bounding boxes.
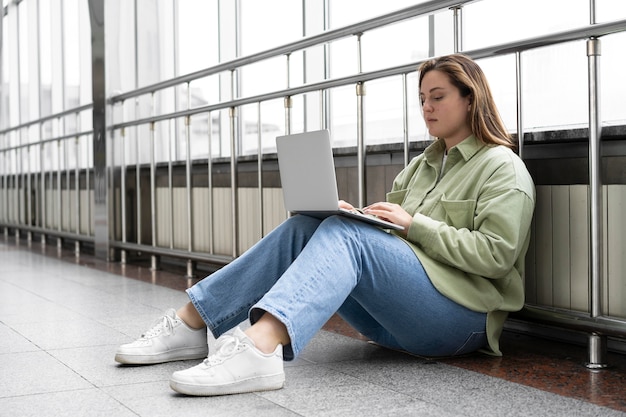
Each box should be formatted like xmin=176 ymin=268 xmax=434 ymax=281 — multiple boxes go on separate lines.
xmin=363 ymin=202 xmax=412 ymax=236
xmin=338 ymin=200 xmax=356 ymax=211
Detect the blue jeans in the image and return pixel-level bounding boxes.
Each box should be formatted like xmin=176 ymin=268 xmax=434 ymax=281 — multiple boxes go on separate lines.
xmin=187 ymin=215 xmax=487 ymax=360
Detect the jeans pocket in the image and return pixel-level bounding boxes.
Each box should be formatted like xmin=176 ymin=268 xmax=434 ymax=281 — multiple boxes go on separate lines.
xmin=453 ymin=331 xmax=487 ymax=356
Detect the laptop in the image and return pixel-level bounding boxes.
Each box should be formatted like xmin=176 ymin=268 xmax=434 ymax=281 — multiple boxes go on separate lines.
xmin=275 ymin=129 xmax=404 ymax=231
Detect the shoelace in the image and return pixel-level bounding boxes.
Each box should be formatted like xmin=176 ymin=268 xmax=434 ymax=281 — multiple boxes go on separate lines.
xmin=142 ymin=313 xmax=176 ymax=339
xmin=204 ymin=334 xmax=244 ymax=366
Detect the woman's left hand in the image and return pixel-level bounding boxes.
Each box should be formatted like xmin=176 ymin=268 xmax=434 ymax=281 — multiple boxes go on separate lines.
xmin=363 ymin=202 xmax=412 ymax=236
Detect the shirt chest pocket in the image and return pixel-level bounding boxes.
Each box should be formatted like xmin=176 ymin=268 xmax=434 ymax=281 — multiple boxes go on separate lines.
xmin=440 ymin=197 xmax=476 ymax=230
xmin=386 ymin=189 xmax=408 ymax=205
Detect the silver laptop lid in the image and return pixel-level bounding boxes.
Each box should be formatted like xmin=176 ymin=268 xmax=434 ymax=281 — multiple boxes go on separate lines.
xmin=275 ymin=130 xmax=340 ymax=213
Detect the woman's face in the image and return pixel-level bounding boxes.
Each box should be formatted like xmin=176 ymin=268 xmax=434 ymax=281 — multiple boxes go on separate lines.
xmin=419 ymin=70 xmax=472 ymax=147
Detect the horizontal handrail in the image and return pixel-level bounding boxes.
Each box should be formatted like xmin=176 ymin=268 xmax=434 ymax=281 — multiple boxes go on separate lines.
xmin=109 ymin=0 xmax=475 ymax=104
xmin=3 ymin=15 xmax=625 ymax=146
xmin=0 ymin=103 xmax=92 ymax=136
xmin=470 ymin=17 xmax=626 ymax=57
xmin=110 ymin=18 xmax=626 ymax=132
xmin=1 ymin=129 xmax=95 ymax=153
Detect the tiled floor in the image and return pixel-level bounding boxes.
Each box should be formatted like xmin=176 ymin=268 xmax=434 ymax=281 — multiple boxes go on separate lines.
xmin=2 ymin=237 xmax=626 ymax=417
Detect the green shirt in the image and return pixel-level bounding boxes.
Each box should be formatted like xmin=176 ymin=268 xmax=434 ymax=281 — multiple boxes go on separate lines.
xmin=387 ymin=135 xmax=535 ymax=356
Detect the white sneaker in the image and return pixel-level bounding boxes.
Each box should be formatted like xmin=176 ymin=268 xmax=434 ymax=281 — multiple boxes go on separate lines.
xmin=169 ymin=327 xmax=285 ymax=396
xmin=115 ymin=308 xmax=208 ymax=365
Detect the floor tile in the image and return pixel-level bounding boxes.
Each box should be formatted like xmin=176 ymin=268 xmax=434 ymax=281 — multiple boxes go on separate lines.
xmin=103 ymin=381 xmax=300 ymax=417
xmin=0 ymin=351 xmax=93 ymax=398
xmin=0 ymin=389 xmax=138 ymax=417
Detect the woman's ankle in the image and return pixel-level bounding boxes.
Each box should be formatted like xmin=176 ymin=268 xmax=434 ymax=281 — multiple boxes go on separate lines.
xmin=177 ymin=303 xmax=206 ymax=330
xmin=245 ymin=312 xmax=290 ymax=354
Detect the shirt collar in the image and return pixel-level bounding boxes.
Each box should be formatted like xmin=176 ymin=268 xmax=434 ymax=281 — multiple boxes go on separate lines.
xmin=424 ymin=135 xmax=484 ymax=164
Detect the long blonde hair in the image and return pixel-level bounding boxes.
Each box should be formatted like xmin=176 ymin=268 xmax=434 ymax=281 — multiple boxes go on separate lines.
xmin=418 ymin=54 xmax=516 ymax=150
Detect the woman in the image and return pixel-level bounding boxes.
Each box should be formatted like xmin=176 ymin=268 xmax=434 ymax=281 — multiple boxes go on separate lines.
xmin=115 ymin=54 xmax=535 ymax=397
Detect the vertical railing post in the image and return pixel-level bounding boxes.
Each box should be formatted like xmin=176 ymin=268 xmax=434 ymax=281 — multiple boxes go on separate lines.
xmin=16 ymin=136 xmax=21 ymax=242
xmin=120 ymin=126 xmax=128 ymax=264
xmin=229 ymin=105 xmax=239 ymax=259
xmin=257 ymin=103 xmax=264 ymax=239
xmin=355 ymin=33 xmax=366 ymax=208
xmin=74 ymin=111 xmax=81 ymax=256
xmin=150 ymin=118 xmax=159 ymax=271
xmin=451 ymin=6 xmax=463 ymax=53
xmin=284 ymin=97 xmax=292 ymax=135
xmin=26 ymin=142 xmax=32 ymax=244
xmin=168 ymin=118 xmax=174 ymax=251
xmin=401 ymin=74 xmax=410 ymax=168
xmin=356 ymin=82 xmax=366 ymax=208
xmin=86 ymin=126 xmax=92 ymax=238
xmin=586 ymin=37 xmax=608 ymax=369
xmin=74 ymin=133 xmax=81 ymax=257
xmin=1 ymin=148 xmax=5 ymax=235
xmin=149 ymin=92 xmax=159 ymax=271
xmin=135 ymin=113 xmax=142 ymax=248
xmin=515 ymin=52 xmax=525 ymax=158
xmin=56 ymin=135 xmax=62 ymax=251
xmin=322 ymin=0 xmax=330 ymax=130
xmin=228 ymin=67 xmax=240 ymax=259
xmin=48 ymin=141 xmax=54 ymax=239
xmin=285 ymin=53 xmax=292 ymax=135
xmin=185 ymin=111 xmax=195 ymax=278
xmin=206 ymin=112 xmax=214 ymax=254
xmin=40 ymin=125 xmax=46 ymax=245
xmin=1 ymin=148 xmax=4 ymax=235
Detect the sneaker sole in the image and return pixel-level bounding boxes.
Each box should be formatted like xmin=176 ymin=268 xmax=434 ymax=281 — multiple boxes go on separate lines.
xmin=169 ymin=373 xmax=285 ymax=396
xmin=115 ymin=347 xmax=208 ymax=365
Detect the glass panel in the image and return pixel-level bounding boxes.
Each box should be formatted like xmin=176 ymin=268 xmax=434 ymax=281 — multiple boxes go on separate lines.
xmin=238 ymin=0 xmax=302 ymax=158
xmin=330 ymin=85 xmax=357 ymax=147
xmin=136 ymin=0 xmax=174 ymax=87
xmin=78 ymin=1 xmax=92 ymax=108
xmin=361 ymin=16 xmax=430 ymax=72
xmin=26 ymin=1 xmax=40 ymax=125
xmin=63 ymin=0 xmax=80 ymax=110
xmin=239 ymin=102 xmax=259 ymax=156
xmin=329 ymin=37 xmax=358 ymax=79
xmin=40 ymin=0 xmax=52 ymax=118
xmin=8 ymin=3 xmax=20 ymax=128
xmin=464 ymin=0 xmax=588 ymax=51
xmin=240 ymin=0 xmax=302 ymax=56
xmin=177 ymin=0 xmax=219 ymax=74
xmin=1 ymin=9 xmax=9 ymax=130
xmin=329 ymin=0 xmax=421 ymax=28
xmin=189 ymin=74 xmax=220 ymax=108
xmin=595 ymin=0 xmax=626 ymax=23
xmin=188 ymin=112 xmax=211 ymax=160
xmin=476 ymin=55 xmax=518 ymax=133
xmin=522 ymin=42 xmax=587 ymax=131
xmin=50 ymin=0 xmax=64 ymax=115
xmin=431 ymin=10 xmax=454 ymax=57
xmin=601 ymin=32 xmax=626 ymax=126
xmin=363 ymin=76 xmax=405 ymax=146
xmin=406 ymin=71 xmax=426 ymax=142
xmin=240 ymin=56 xmax=286 ymax=98
xmin=106 ymin=0 xmax=136 ymax=94
xmin=259 ymin=98 xmax=284 ymax=152
xmin=18 ymin=1 xmax=28 ymax=123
